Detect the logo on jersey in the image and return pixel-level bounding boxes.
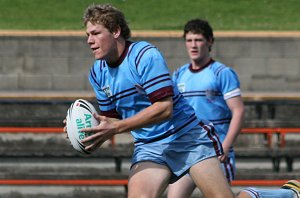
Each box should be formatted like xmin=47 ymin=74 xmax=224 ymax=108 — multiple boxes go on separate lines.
xmin=102 ymin=85 xmax=112 ymax=98
xmin=206 ymin=89 xmax=218 ymax=102
xmin=134 ymin=84 xmax=146 ymax=95
xmin=177 ymin=83 xmax=185 ymax=93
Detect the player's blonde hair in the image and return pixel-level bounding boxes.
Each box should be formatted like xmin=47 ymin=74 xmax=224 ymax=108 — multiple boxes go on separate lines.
xmin=83 ymin=4 xmax=131 ymax=40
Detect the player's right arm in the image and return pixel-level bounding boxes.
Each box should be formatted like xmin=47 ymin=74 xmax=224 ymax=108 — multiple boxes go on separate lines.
xmin=81 ymin=96 xmax=173 ymax=151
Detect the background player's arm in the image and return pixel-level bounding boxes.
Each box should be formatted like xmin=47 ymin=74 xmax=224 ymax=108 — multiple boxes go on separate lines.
xmin=219 ymin=96 xmax=245 ymax=162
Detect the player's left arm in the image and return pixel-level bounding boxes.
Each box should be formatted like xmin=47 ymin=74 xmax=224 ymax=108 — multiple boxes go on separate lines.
xmin=217 ymin=66 xmax=245 ymax=162
xmin=220 ymin=95 xmax=245 ymax=162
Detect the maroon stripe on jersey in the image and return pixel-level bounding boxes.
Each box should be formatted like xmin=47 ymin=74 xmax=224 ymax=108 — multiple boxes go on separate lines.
xmin=200 ymin=122 xmax=223 ymax=156
xmin=148 ymin=86 xmax=174 ymax=103
xmin=100 ymin=109 xmax=121 ymax=119
xmin=188 ymin=58 xmax=214 ymax=73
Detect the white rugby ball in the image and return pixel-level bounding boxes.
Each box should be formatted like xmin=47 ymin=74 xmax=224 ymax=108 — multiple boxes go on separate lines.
xmin=66 ymin=99 xmax=99 ymax=154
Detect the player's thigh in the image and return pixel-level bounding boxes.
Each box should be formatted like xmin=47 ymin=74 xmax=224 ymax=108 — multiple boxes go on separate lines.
xmin=167 ymin=174 xmax=195 ymax=198
xmin=190 ymin=157 xmax=234 ymax=198
xmin=128 ymin=161 xmax=171 ymax=198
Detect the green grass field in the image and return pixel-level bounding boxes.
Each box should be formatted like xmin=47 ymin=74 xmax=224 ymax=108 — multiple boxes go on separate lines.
xmin=0 ymin=0 xmax=300 ymax=31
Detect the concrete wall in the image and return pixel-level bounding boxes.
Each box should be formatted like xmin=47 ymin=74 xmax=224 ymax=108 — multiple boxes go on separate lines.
xmin=0 ymin=33 xmax=299 ymax=92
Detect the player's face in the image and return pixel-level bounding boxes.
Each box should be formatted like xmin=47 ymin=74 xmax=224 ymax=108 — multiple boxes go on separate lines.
xmin=185 ymin=33 xmax=211 ymax=62
xmin=86 ymin=22 xmax=117 ymax=61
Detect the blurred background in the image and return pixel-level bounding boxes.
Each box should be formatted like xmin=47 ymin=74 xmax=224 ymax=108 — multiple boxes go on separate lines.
xmin=0 ymin=0 xmax=299 ymax=197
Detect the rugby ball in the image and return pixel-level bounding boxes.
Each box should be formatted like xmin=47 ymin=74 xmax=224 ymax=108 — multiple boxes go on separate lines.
xmin=66 ymin=99 xmax=99 ymax=154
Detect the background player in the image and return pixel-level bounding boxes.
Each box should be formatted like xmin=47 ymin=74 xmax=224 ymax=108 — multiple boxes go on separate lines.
xmin=168 ymin=18 xmax=299 ymax=198
xmin=169 ymin=18 xmax=244 ymax=197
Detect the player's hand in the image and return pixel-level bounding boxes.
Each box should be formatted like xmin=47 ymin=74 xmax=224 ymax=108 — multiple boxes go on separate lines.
xmin=62 ymin=118 xmax=73 ymax=146
xmin=218 ymin=145 xmax=230 ymax=163
xmin=63 ymin=119 xmax=68 ymax=138
xmin=81 ymin=113 xmax=117 ymax=151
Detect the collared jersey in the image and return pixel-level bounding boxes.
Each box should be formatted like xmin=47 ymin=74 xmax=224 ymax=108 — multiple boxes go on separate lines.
xmin=89 ymin=41 xmax=199 ymax=144
xmin=172 ymin=60 xmax=241 ymax=142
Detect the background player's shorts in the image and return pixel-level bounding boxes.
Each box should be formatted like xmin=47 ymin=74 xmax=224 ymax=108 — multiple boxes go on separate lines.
xmin=131 ymin=123 xmax=223 ymax=183
xmin=221 ymin=150 xmax=236 ymax=182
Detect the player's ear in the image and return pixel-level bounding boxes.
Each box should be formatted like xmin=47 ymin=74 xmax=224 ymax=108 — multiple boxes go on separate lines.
xmin=113 ymin=26 xmax=121 ymax=38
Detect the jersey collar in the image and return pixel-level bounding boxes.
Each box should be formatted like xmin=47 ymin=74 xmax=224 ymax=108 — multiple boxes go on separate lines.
xmin=189 ymin=58 xmax=214 ymax=73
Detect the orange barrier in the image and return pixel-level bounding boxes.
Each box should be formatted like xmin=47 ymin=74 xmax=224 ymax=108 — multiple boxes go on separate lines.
xmin=241 ymin=128 xmax=300 ymax=147
xmin=0 ymin=179 xmax=128 ymax=186
xmin=0 ymin=127 xmax=62 ymax=133
xmin=0 ymin=179 xmax=287 ymax=187
xmin=0 ymin=126 xmax=116 ymax=146
xmin=231 ymin=179 xmax=287 ymax=186
xmin=0 ymin=127 xmax=299 ymax=148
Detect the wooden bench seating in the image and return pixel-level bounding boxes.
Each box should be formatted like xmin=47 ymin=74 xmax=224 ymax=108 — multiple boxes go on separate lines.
xmin=242 ymin=92 xmax=300 ymax=119
xmin=0 ymin=126 xmax=299 ymax=172
xmin=0 ymin=126 xmax=299 ymax=193
xmin=0 ymin=91 xmax=300 ymax=127
xmin=234 ymin=147 xmax=300 ymax=172
xmin=0 ymin=91 xmax=299 ymax=191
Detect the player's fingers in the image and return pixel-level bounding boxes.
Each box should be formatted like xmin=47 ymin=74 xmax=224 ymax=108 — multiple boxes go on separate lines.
xmin=80 ymin=127 xmax=96 ymax=133
xmin=85 ymin=138 xmax=104 ymax=151
xmin=93 ymin=113 xmax=107 ymax=122
xmin=81 ymin=130 xmax=100 ymax=143
xmin=218 ymin=155 xmax=224 ymax=162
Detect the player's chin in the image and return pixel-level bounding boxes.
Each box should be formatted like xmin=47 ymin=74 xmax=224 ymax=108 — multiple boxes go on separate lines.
xmin=93 ymin=51 xmax=105 ymax=60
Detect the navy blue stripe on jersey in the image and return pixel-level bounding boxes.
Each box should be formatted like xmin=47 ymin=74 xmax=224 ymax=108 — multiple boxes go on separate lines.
xmin=134 ymin=113 xmax=198 ymax=144
xmin=135 ymin=45 xmax=156 ymax=68
xmin=89 ymin=67 xmax=101 ymax=88
xmin=127 ymin=42 xmax=139 ymax=57
xmin=100 ymin=60 xmax=106 ymax=70
xmin=172 ymin=93 xmax=182 ymax=106
xmin=142 ymin=73 xmax=171 ymax=89
xmin=97 ymin=87 xmax=139 ymax=106
xmin=97 ymin=98 xmax=113 ymax=106
xmin=222 ymin=157 xmax=235 ymax=182
xmin=223 ymin=160 xmax=231 ymax=182
xmin=229 ymin=160 xmax=235 ymax=180
xmin=210 ymin=117 xmax=231 ymax=125
xmin=243 ymin=189 xmax=260 ymax=198
xmin=143 ymin=76 xmax=171 ymax=91
xmin=112 ymin=90 xmax=139 ymax=103
xmin=215 ymin=65 xmax=226 ymax=77
xmin=181 ymin=90 xmax=222 ymax=97
xmin=110 ymin=87 xmax=137 ymax=99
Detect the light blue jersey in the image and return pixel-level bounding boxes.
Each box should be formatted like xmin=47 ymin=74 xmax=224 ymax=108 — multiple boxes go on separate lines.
xmin=172 ymin=59 xmax=241 ymax=143
xmin=172 ymin=59 xmax=241 ymax=181
xmin=89 ymin=41 xmax=224 ymax=182
xmin=89 ymin=41 xmax=204 ymax=144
